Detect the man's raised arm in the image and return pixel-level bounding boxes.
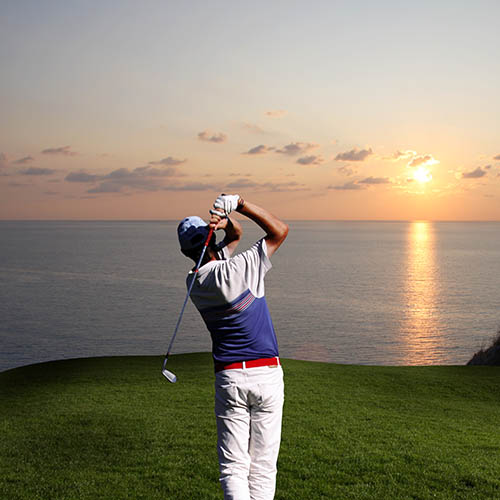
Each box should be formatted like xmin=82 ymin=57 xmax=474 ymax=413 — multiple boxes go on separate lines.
xmin=236 ymin=198 xmax=288 ymax=257
xmin=212 ymin=194 xmax=289 ymax=257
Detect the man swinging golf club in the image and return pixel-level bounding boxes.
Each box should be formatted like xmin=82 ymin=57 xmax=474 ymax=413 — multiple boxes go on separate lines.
xmin=177 ymin=194 xmax=288 ymax=500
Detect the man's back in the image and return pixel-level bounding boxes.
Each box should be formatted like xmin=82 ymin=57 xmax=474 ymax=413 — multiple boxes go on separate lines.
xmin=189 ymin=238 xmax=279 ymax=364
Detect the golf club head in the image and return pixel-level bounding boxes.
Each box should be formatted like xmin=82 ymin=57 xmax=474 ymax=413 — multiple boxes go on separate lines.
xmin=162 ymin=368 xmax=177 ymax=383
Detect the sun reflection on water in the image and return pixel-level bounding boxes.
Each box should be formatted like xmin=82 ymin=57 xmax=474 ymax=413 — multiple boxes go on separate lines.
xmin=400 ymin=221 xmax=444 ymax=364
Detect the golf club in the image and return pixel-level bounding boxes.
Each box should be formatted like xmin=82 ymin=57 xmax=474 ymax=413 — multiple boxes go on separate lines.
xmin=161 ymin=226 xmax=214 ymax=383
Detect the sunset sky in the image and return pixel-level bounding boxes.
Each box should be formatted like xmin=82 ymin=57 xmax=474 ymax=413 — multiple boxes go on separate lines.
xmin=1 ymin=0 xmax=499 ymax=220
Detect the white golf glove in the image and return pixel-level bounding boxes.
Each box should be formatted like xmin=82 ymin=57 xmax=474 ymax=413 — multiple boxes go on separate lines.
xmin=211 ymin=194 xmax=240 ymax=217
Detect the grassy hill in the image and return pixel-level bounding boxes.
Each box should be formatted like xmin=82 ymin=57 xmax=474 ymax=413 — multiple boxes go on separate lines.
xmin=1 ymin=353 xmax=499 ymax=499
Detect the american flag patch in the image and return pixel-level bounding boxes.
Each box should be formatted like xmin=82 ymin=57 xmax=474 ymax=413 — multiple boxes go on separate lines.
xmin=201 ymin=291 xmax=256 ymax=321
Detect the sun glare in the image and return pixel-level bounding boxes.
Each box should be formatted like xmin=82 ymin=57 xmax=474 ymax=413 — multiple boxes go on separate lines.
xmin=413 ymin=167 xmax=432 ymax=183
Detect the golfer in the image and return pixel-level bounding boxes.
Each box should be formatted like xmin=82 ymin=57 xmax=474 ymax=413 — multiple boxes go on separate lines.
xmin=177 ymin=194 xmax=288 ymax=500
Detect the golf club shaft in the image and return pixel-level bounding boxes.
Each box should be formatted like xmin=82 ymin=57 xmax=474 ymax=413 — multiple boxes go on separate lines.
xmin=164 ymin=227 xmax=214 ymax=361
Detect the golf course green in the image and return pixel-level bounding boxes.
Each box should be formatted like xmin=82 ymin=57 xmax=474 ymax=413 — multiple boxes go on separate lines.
xmin=1 ymin=353 xmax=499 ymax=499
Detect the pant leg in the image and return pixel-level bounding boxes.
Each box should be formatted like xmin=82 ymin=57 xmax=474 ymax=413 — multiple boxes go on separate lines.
xmin=215 ymin=372 xmax=251 ymax=500
xmin=248 ymin=366 xmax=284 ymax=500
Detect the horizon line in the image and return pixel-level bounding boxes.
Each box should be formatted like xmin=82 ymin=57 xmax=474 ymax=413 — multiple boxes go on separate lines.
xmin=1 ymin=218 xmax=500 ymax=223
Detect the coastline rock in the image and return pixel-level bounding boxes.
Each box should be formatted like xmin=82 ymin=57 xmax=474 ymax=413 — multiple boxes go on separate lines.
xmin=467 ymin=331 xmax=500 ymax=366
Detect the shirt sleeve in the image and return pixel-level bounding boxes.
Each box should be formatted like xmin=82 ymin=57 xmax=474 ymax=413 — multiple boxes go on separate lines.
xmin=224 ymin=238 xmax=272 ymax=298
xmin=216 ymin=244 xmax=230 ymax=260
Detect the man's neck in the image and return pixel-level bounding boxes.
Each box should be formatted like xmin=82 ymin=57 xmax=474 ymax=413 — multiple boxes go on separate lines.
xmin=197 ymin=248 xmax=217 ymax=269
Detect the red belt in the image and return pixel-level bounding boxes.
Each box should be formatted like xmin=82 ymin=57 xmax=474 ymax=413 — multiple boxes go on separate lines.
xmin=214 ymin=357 xmax=280 ymax=373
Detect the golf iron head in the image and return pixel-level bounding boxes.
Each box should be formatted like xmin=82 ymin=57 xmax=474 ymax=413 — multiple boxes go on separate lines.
xmin=162 ymin=367 xmax=177 ymax=383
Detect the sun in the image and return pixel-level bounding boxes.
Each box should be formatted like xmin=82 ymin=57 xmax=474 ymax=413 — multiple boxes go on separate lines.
xmin=413 ymin=167 xmax=432 ymax=183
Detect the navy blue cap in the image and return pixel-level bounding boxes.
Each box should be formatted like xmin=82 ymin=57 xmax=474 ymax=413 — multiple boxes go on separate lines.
xmin=177 ymin=216 xmax=210 ymax=250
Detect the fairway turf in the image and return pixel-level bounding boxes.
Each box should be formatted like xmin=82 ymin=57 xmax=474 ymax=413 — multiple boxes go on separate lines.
xmin=1 ymin=354 xmax=499 ymax=499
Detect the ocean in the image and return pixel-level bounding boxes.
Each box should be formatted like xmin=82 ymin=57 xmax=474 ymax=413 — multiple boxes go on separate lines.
xmin=1 ymin=220 xmax=499 ymax=372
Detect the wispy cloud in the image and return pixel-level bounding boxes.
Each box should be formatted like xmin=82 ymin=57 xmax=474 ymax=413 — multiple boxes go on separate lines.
xmin=334 ymin=148 xmax=373 ymax=162
xmin=296 ymin=155 xmax=324 ymax=165
xmin=276 ymin=142 xmax=318 ymax=156
xmin=87 ymin=182 xmax=123 ymax=194
xmin=13 ymin=156 xmax=35 ymax=165
xmin=337 ymin=165 xmax=356 ymax=176
xmin=148 ymin=156 xmax=186 ymax=166
xmin=462 ymin=167 xmax=487 ymax=179
xmin=229 ymin=172 xmax=253 ymax=177
xmin=243 ymin=144 xmax=275 ymax=155
xmin=0 ymin=153 xmax=8 ymax=168
xmin=241 ymin=122 xmax=267 ymax=134
xmin=19 ymin=167 xmax=57 ymax=176
xmin=134 ymin=166 xmax=184 ymax=177
xmin=41 ymin=146 xmax=78 ymax=156
xmin=383 ymin=150 xmax=416 ymax=161
xmin=65 ymin=165 xmax=186 ymax=193
xmin=164 ymin=182 xmax=218 ymax=191
xmin=198 ymin=130 xmax=227 ymax=143
xmin=329 ymin=181 xmax=364 ymax=190
xmin=8 ymin=182 xmax=31 ymax=187
xmin=358 ymin=176 xmax=391 ymax=184
xmin=264 ymin=110 xmax=287 ymax=118
xmin=408 ymin=154 xmax=439 ymax=168
xmin=65 ymin=171 xmax=102 ymax=183
xmin=226 ymin=177 xmax=307 ymax=192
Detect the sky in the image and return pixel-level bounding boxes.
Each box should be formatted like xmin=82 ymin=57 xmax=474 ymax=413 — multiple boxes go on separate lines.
xmin=1 ymin=0 xmax=500 ymax=220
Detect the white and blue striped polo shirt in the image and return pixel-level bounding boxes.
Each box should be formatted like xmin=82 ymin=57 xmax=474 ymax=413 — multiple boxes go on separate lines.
xmin=188 ymin=238 xmax=279 ymax=364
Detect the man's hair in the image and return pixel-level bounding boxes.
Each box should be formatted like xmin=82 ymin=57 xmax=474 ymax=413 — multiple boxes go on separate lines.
xmin=181 ymin=232 xmax=217 ymax=263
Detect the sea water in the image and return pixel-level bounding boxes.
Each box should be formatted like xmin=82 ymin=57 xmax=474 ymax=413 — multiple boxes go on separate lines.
xmin=1 ymin=220 xmax=499 ymax=372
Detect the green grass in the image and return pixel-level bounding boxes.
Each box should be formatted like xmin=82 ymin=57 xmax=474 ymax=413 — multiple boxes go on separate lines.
xmin=1 ymin=354 xmax=499 ymax=499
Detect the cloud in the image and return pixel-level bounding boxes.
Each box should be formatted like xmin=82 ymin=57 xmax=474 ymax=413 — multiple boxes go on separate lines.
xmin=19 ymin=167 xmax=57 ymax=176
xmin=335 ymin=148 xmax=373 ymax=162
xmin=337 ymin=165 xmax=356 ymax=176
xmin=86 ymin=180 xmax=216 ymax=194
xmin=241 ymin=122 xmax=267 ymax=134
xmin=198 ymin=130 xmax=227 ymax=143
xmin=264 ymin=110 xmax=287 ymax=118
xmin=276 ymin=142 xmax=318 ymax=156
xmin=66 ymin=165 xmax=185 ymax=193
xmin=41 ymin=145 xmax=78 ymax=156
xmin=462 ymin=167 xmax=487 ymax=179
xmin=132 ymin=166 xmax=185 ymax=177
xmin=226 ymin=177 xmax=307 ymax=192
xmin=13 ymin=156 xmax=35 ymax=165
xmin=0 ymin=153 xmax=8 ymax=168
xmin=8 ymin=182 xmax=31 ymax=187
xmin=229 ymin=172 xmax=252 ymax=177
xmin=87 ymin=182 xmax=123 ymax=194
xmin=384 ymin=150 xmax=416 ymax=161
xmin=358 ymin=176 xmax=391 ymax=184
xmin=148 ymin=156 xmax=186 ymax=166
xmin=163 ymin=182 xmax=218 ymax=191
xmin=328 ymin=181 xmax=365 ymax=190
xmin=65 ymin=171 xmax=102 ymax=183
xmin=408 ymin=154 xmax=439 ymax=168
xmin=243 ymin=144 xmax=275 ymax=155
xmin=296 ymin=155 xmax=324 ymax=165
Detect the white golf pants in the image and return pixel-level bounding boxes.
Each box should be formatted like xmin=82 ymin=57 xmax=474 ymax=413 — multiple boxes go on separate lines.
xmin=214 ymin=364 xmax=284 ymax=500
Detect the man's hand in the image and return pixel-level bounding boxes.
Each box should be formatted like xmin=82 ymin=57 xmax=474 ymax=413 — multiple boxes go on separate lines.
xmin=209 ymin=211 xmax=228 ymax=231
xmin=209 ymin=204 xmax=243 ymax=256
xmin=212 ymin=194 xmax=240 ymax=217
